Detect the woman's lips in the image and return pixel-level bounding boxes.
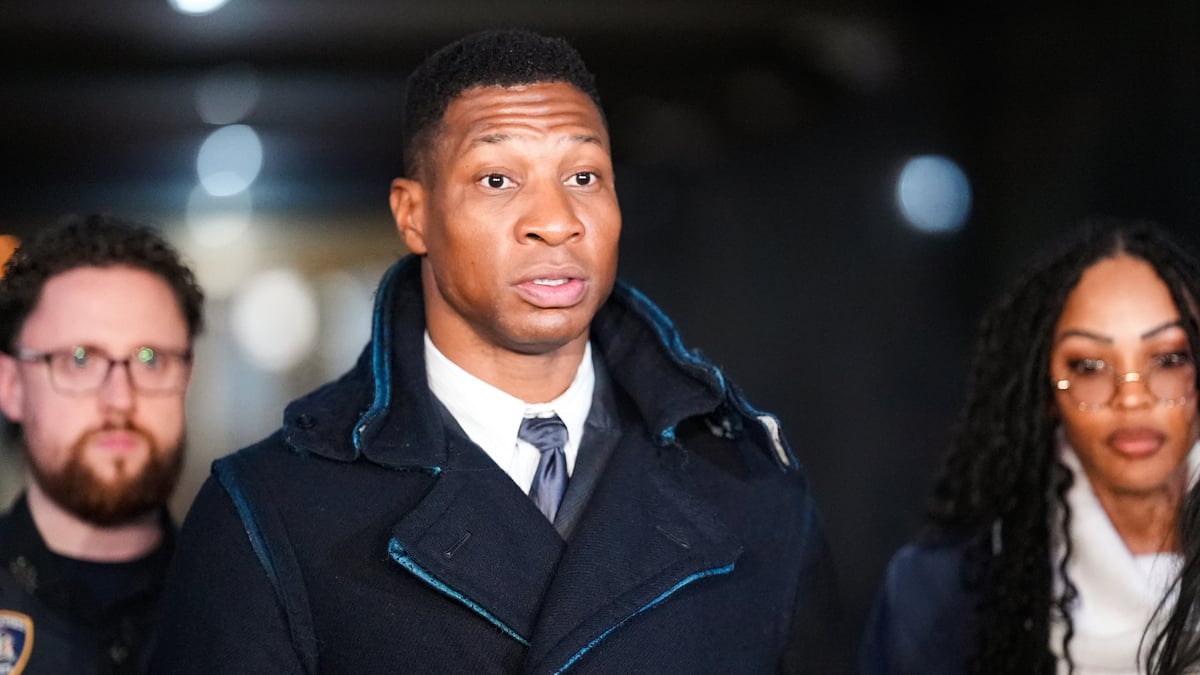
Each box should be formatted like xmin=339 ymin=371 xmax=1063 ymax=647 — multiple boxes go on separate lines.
xmin=1107 ymin=428 xmax=1166 ymax=457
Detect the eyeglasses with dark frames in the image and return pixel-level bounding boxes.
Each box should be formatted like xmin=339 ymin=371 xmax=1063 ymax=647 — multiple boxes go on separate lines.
xmin=15 ymin=345 xmax=193 ymax=395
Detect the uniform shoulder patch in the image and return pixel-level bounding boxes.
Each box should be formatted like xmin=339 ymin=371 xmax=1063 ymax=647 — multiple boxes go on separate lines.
xmin=0 ymin=610 xmax=33 ymax=675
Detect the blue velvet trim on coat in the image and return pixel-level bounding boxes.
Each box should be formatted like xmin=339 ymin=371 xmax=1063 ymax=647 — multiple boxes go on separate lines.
xmin=616 ymin=283 xmax=728 ymax=393
xmin=387 ymin=538 xmax=530 ymax=646
xmin=554 ymin=562 xmax=736 ymax=673
xmin=215 ymin=461 xmax=285 ymax=612
xmin=614 ymin=282 xmax=796 ymax=469
xmin=353 ymin=262 xmax=400 ymax=453
xmin=616 ymin=283 xmax=725 ymax=449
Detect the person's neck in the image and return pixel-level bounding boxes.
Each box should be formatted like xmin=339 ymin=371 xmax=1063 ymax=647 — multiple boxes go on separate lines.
xmin=1094 ymin=480 xmax=1184 ymax=555
xmin=26 ymin=481 xmax=162 ymax=563
xmin=428 ymin=329 xmax=587 ymax=403
xmin=456 ymin=345 xmax=585 ymax=403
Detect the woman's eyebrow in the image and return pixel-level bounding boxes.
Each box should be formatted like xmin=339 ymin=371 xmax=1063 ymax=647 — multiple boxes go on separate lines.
xmin=1054 ymin=329 xmax=1111 ymax=345
xmin=1054 ymin=320 xmax=1183 ymax=346
xmin=1141 ymin=319 xmax=1184 ymax=340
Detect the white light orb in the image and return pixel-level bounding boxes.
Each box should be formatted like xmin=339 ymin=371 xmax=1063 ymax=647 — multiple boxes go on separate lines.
xmin=230 ymin=269 xmax=319 ymax=372
xmin=168 ymin=0 xmax=231 ymax=16
xmin=196 ymin=124 xmax=263 ymax=197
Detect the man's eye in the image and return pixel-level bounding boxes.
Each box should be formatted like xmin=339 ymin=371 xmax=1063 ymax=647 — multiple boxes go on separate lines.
xmin=481 ymin=174 xmax=511 ymax=189
xmin=568 ymin=171 xmax=596 ymax=186
xmin=70 ymin=347 xmax=89 ymax=368
xmin=138 ymin=347 xmax=160 ymax=369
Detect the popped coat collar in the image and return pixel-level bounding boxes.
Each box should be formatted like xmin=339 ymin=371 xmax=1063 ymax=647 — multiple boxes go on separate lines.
xmin=201 ymin=256 xmax=820 ymax=673
xmin=281 ymin=255 xmax=796 ymax=472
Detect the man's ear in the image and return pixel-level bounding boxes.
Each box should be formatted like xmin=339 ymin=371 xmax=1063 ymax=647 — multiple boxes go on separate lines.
xmin=390 ymin=178 xmax=429 ymax=255
xmin=0 ymin=353 xmax=26 ymax=423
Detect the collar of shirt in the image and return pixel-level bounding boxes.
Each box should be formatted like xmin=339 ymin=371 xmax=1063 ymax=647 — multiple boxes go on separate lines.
xmin=424 ymin=332 xmax=594 ymax=493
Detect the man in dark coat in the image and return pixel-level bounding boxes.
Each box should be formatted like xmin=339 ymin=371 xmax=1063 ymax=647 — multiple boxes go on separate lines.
xmin=152 ymin=28 xmax=842 ymax=673
xmin=0 ymin=215 xmax=204 ymax=674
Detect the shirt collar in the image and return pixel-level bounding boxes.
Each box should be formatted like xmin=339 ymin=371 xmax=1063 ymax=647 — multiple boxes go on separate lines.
xmin=424 ymin=332 xmax=594 ymax=480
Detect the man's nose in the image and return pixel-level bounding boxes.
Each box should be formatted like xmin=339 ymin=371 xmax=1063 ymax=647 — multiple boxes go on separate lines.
xmin=518 ymin=182 xmax=585 ymax=246
xmin=98 ymin=360 xmax=136 ymax=412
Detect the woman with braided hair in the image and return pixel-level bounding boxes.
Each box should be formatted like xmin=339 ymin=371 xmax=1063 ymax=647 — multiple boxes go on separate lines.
xmin=1149 ymin=481 xmax=1200 ymax=674
xmin=862 ymin=219 xmax=1200 ymax=674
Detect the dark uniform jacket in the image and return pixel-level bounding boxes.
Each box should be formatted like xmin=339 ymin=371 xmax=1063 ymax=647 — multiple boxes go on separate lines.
xmin=152 ymin=256 xmax=843 ymax=674
xmin=0 ymin=493 xmax=173 ymax=675
xmin=860 ymin=535 xmax=975 ymax=675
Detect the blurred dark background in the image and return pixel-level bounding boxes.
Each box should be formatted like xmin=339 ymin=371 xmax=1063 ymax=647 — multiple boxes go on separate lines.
xmin=2 ymin=0 xmax=1199 ymax=660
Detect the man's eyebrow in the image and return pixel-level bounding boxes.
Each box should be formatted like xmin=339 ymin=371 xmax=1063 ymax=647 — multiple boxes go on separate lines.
xmin=1053 ymin=320 xmax=1184 ymax=345
xmin=468 ymin=133 xmax=603 ymax=148
xmin=470 ymin=133 xmax=510 ymax=148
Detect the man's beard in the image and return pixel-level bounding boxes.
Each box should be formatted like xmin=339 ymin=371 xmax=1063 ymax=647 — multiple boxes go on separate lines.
xmin=26 ymin=422 xmax=184 ymax=527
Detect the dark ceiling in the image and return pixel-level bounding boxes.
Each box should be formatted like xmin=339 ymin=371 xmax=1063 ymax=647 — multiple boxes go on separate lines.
xmin=5 ymin=2 xmax=1194 ymax=245
xmin=0 ymin=1 xmax=907 ymax=232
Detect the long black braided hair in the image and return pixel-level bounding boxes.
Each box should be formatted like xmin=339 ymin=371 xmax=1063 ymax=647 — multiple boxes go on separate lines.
xmin=926 ymin=218 xmax=1200 ymax=674
xmin=1150 ymin=479 xmax=1200 ymax=675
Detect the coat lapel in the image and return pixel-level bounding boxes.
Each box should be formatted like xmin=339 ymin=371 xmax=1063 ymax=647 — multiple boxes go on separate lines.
xmin=386 ymin=436 xmax=567 ymax=645
xmin=383 ymin=425 xmax=744 ymax=672
xmin=524 ymin=434 xmax=744 ymax=672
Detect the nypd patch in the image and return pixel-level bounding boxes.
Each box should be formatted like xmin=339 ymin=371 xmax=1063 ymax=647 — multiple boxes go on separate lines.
xmin=0 ymin=610 xmax=32 ymax=675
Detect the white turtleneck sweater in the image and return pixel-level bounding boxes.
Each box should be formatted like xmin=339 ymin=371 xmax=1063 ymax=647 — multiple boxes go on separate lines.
xmin=1049 ymin=437 xmax=1200 ymax=674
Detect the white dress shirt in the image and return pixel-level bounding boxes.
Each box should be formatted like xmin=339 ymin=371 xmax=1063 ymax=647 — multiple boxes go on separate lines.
xmin=424 ymin=332 xmax=594 ymax=494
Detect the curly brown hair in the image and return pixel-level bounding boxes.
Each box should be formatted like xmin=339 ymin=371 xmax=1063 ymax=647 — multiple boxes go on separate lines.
xmin=0 ymin=213 xmax=205 ymax=352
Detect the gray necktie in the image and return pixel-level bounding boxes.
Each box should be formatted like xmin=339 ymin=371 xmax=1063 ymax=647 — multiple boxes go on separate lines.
xmin=518 ymin=414 xmax=569 ymax=522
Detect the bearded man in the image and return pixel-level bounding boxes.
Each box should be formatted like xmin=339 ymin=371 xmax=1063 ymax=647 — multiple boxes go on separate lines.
xmin=0 ymin=214 xmax=203 ymax=675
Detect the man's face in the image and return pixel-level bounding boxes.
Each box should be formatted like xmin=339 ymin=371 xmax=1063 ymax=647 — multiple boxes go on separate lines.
xmin=393 ymin=81 xmax=621 ymax=362
xmin=0 ymin=266 xmax=191 ymax=525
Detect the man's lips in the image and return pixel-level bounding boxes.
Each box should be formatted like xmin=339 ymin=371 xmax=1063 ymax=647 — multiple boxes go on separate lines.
xmin=1107 ymin=428 xmax=1165 ymax=457
xmin=515 ymin=268 xmax=588 ymax=308
xmin=90 ymin=429 xmax=146 ymax=454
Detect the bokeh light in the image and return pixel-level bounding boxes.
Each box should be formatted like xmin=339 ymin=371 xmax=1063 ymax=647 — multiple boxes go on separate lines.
xmin=185 ymin=184 xmax=252 ymax=247
xmin=895 ymin=154 xmax=972 ymax=233
xmin=168 ymin=0 xmax=231 ymax=16
xmin=196 ymin=124 xmax=263 ymax=196
xmin=316 ymin=271 xmax=374 ymax=378
xmin=0 ymin=235 xmax=20 ymax=278
xmin=230 ymin=268 xmax=319 ymax=372
xmin=195 ymin=63 xmax=261 ymax=125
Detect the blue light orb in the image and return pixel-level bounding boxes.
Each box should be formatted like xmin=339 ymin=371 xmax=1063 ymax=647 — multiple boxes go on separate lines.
xmin=196 ymin=124 xmax=263 ymax=197
xmin=896 ymin=154 xmax=972 ymax=233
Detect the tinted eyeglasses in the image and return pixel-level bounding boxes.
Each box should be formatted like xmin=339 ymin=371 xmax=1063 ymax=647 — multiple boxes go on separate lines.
xmin=15 ymin=345 xmax=192 ymax=395
xmin=1053 ymin=352 xmax=1196 ymax=411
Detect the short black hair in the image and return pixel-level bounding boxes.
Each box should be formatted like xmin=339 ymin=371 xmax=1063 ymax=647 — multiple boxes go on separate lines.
xmin=401 ymin=28 xmax=604 ymax=179
xmin=0 ymin=214 xmax=205 ymax=352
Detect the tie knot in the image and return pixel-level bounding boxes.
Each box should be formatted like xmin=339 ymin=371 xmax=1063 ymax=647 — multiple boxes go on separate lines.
xmin=518 ymin=414 xmax=568 ymax=455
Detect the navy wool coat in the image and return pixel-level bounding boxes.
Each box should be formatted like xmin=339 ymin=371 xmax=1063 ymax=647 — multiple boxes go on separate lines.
xmin=151 ymin=257 xmax=843 ymax=674
xmin=860 ymin=536 xmax=975 ymax=675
